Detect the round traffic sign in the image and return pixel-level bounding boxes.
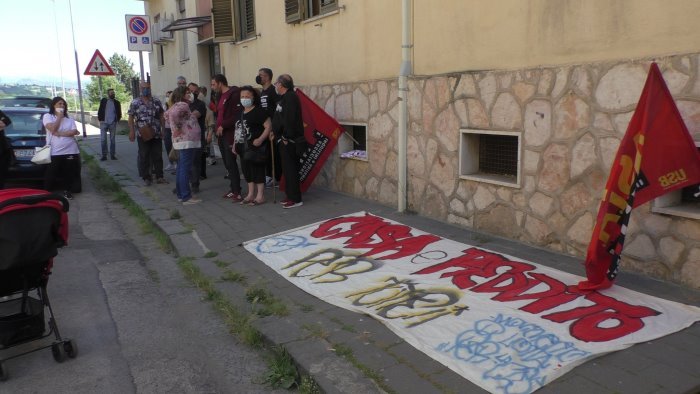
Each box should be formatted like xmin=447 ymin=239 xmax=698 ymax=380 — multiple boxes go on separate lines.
xmin=129 ymin=16 xmax=149 ymax=35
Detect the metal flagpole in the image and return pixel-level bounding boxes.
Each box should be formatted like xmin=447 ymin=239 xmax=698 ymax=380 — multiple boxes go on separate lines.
xmin=68 ymin=0 xmax=87 ymax=138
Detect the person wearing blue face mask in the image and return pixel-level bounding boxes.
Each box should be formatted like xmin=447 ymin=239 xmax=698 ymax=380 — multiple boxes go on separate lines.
xmin=236 ymin=85 xmax=271 ymax=206
xmin=128 ymin=81 xmax=168 ymax=186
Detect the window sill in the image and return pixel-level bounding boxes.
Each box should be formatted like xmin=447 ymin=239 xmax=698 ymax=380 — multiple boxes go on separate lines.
xmin=179 ymin=58 xmax=190 ymax=64
xmin=302 ymin=9 xmax=340 ymax=25
xmin=651 ymin=204 xmax=700 ymax=220
xmin=460 ymin=173 xmax=520 ymax=189
xmin=232 ymin=35 xmax=258 ymax=46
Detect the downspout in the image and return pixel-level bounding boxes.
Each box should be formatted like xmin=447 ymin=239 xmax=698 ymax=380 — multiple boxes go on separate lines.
xmin=398 ymin=0 xmax=412 ymax=212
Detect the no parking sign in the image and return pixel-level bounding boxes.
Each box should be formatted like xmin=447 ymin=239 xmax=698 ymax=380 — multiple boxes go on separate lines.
xmin=125 ymin=14 xmax=153 ymax=52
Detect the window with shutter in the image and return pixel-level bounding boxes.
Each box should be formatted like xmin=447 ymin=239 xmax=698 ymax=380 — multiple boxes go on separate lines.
xmin=243 ymin=0 xmax=256 ymax=37
xmin=212 ymin=0 xmax=235 ymax=42
xmin=285 ymin=0 xmax=303 ymax=24
xmin=234 ymin=0 xmax=255 ymax=40
xmin=320 ymin=0 xmax=337 ymax=15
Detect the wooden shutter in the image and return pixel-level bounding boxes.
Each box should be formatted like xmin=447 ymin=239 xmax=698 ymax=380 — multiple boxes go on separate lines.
xmin=212 ymin=0 xmax=235 ymax=42
xmin=239 ymin=0 xmax=256 ymax=39
xmin=285 ymin=0 xmax=303 ymax=24
xmin=320 ymin=0 xmax=337 ymax=15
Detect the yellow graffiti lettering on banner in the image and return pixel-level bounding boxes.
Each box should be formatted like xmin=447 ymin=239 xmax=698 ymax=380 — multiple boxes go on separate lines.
xmin=658 ymin=169 xmax=688 ymax=188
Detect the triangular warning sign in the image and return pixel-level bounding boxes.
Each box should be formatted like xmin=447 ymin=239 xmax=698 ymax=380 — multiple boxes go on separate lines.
xmin=84 ymin=49 xmax=115 ymax=76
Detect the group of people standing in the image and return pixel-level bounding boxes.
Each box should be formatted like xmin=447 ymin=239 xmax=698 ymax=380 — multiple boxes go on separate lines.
xmin=127 ymin=68 xmax=306 ymax=208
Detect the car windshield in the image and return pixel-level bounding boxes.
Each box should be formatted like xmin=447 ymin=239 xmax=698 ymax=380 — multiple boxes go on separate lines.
xmin=3 ymin=112 xmax=46 ymax=135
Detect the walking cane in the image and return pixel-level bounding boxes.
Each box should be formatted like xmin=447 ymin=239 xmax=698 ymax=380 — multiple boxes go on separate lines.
xmin=270 ymin=138 xmax=277 ymax=203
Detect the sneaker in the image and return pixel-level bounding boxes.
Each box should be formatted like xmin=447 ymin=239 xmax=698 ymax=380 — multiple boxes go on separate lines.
xmin=164 ymin=163 xmax=174 ymax=171
xmin=223 ymin=191 xmax=235 ymax=199
xmin=265 ymin=177 xmax=274 ymax=189
xmin=282 ymin=201 xmax=303 ymax=209
xmin=100 ymin=156 xmax=107 ymax=161
xmin=230 ymin=193 xmax=243 ymax=202
xmin=156 ymin=178 xmax=169 ymax=184
xmin=111 ymin=155 xmax=117 ymax=160
xmin=182 ymin=198 xmax=202 ymax=205
xmin=144 ymin=178 xmax=152 ymax=186
xmin=279 ymin=199 xmax=292 ymax=205
xmin=63 ymin=190 xmax=74 ymax=200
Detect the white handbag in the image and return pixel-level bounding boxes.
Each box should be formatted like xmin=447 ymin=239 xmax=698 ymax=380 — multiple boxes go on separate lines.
xmin=31 ymin=145 xmax=52 ymax=164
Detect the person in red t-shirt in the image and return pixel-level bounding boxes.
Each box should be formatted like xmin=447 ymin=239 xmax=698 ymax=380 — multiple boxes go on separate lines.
xmin=210 ymin=74 xmax=243 ymax=201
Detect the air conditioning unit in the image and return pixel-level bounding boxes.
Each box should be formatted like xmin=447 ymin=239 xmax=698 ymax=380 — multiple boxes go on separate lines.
xmin=154 ymin=19 xmax=174 ymax=43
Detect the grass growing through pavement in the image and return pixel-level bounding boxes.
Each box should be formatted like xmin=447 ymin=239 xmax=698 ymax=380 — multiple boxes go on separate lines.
xmin=264 ymin=346 xmax=299 ymax=390
xmin=220 ymin=269 xmax=247 ymax=283
xmin=84 ymin=152 xmax=173 ymax=253
xmin=245 ymin=284 xmax=289 ymax=317
xmin=177 ymin=257 xmax=264 ymax=347
xmin=85 ymin=152 xmax=318 ymax=391
xmin=204 ymin=251 xmax=218 ymax=258
xmin=332 ymin=343 xmax=395 ymax=394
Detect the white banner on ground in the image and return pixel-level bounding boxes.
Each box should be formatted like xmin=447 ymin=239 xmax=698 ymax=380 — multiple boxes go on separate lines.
xmin=244 ymin=212 xmax=700 ymax=394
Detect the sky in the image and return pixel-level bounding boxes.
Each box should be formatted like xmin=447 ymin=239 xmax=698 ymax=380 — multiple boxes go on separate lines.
xmin=0 ymin=0 xmax=149 ymax=88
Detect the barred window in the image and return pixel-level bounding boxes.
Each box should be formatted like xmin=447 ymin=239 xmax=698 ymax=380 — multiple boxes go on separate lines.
xmin=460 ymin=129 xmax=521 ymax=188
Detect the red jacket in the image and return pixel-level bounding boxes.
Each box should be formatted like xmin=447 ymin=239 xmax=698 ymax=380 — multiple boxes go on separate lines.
xmin=216 ymin=86 xmax=242 ymax=145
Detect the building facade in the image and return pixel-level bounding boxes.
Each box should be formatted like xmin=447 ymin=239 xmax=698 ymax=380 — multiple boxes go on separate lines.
xmin=144 ymin=0 xmax=700 ymax=288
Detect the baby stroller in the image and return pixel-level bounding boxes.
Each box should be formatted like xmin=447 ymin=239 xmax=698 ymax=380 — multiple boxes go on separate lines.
xmin=0 ymin=188 xmax=76 ymax=381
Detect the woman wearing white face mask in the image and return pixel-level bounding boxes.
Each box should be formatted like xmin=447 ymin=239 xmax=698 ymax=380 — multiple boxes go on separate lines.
xmin=42 ymin=97 xmax=80 ymax=199
xmin=236 ymin=85 xmax=271 ymax=205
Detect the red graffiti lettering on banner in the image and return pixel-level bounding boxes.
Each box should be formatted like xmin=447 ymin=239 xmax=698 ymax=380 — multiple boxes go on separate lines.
xmin=414 ymin=247 xmax=661 ymax=342
xmin=413 ymin=248 xmax=502 ymax=288
xmin=542 ymin=289 xmax=660 ymax=342
xmin=311 ymin=214 xmax=440 ymax=260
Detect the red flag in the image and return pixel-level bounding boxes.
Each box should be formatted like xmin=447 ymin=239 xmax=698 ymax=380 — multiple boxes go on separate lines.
xmin=280 ymin=89 xmax=344 ymax=193
xmin=579 ymin=63 xmax=700 ymax=290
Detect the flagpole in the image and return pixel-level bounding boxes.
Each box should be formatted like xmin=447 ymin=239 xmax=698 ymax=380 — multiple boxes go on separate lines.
xmin=68 ymin=0 xmax=87 ymax=138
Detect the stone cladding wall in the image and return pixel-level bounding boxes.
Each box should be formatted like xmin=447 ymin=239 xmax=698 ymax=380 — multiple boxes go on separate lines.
xmin=303 ymin=54 xmax=700 ymax=288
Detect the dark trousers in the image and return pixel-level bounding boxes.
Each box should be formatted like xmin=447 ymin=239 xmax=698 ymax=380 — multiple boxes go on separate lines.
xmin=137 ymin=137 xmax=164 ymax=180
xmin=279 ymin=141 xmax=301 ymax=203
xmin=44 ymin=154 xmax=79 ymax=192
xmin=164 ymin=128 xmax=174 ymax=163
xmin=190 ymin=147 xmax=202 ymax=187
xmin=222 ymin=142 xmax=241 ymax=194
xmin=0 ymin=153 xmax=10 ymax=189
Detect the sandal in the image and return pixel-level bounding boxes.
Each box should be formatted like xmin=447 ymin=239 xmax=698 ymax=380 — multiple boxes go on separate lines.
xmin=251 ymin=199 xmax=266 ymax=206
xmin=240 ymin=198 xmax=254 ymax=205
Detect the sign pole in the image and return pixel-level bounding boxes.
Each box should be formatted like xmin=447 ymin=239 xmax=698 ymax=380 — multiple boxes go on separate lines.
xmin=139 ymin=51 xmax=145 ymax=82
xmin=68 ymin=0 xmax=87 ymax=138
xmin=98 ymin=76 xmax=103 ymax=98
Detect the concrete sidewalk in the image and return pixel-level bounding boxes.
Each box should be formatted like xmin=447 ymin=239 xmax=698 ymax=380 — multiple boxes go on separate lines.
xmin=78 ymin=124 xmax=700 ymax=393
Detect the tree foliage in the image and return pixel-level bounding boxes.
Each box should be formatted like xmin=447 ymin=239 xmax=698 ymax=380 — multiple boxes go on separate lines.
xmin=84 ymin=53 xmax=138 ymax=110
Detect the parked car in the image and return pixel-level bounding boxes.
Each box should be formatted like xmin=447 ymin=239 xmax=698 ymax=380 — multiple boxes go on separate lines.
xmin=0 ymin=96 xmax=53 ymax=109
xmin=2 ymin=107 xmax=81 ymax=192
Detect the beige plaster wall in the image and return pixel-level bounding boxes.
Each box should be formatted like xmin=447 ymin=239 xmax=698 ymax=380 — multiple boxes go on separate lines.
xmin=415 ymin=0 xmax=700 ymax=75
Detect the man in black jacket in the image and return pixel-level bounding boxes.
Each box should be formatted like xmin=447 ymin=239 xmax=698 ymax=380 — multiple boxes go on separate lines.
xmin=271 ymin=74 xmax=304 ymax=209
xmin=97 ymin=89 xmax=122 ymax=160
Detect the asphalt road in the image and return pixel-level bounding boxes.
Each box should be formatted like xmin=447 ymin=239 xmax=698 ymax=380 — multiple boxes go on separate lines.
xmin=0 ymin=172 xmax=283 ymax=393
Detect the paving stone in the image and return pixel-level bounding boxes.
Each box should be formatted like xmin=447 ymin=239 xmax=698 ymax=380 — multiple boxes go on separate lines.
xmin=429 ymin=367 xmax=485 ymax=394
xmin=285 ymin=339 xmax=381 ymax=394
xmin=538 ymin=374 xmax=609 ymax=394
xmin=254 ymin=316 xmax=306 ymax=345
xmin=380 ymin=363 xmax=442 ymax=393
xmin=157 ymin=219 xmax=187 ymax=235
xmin=638 ymin=363 xmax=700 ymax=393
xmin=386 ymin=342 xmax=446 ymax=376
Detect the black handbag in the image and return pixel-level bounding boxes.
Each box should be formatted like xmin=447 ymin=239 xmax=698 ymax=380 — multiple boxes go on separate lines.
xmin=243 ymin=141 xmax=268 ymax=163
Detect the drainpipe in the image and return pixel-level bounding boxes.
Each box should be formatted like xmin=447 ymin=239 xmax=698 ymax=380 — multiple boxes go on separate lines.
xmin=398 ymin=0 xmax=412 ymax=212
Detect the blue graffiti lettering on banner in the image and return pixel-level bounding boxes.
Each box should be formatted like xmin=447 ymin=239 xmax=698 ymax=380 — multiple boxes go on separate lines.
xmin=256 ymin=235 xmax=314 ymax=254
xmin=436 ymin=314 xmax=590 ymax=394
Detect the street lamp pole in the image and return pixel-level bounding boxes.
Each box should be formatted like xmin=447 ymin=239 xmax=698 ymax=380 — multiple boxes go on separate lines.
xmin=68 ymin=0 xmax=87 ymax=138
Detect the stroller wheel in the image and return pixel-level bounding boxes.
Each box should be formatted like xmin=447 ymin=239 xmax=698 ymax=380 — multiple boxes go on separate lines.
xmin=51 ymin=342 xmax=67 ymax=363
xmin=64 ymin=340 xmax=78 ymax=358
xmin=0 ymin=362 xmax=7 ymax=381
